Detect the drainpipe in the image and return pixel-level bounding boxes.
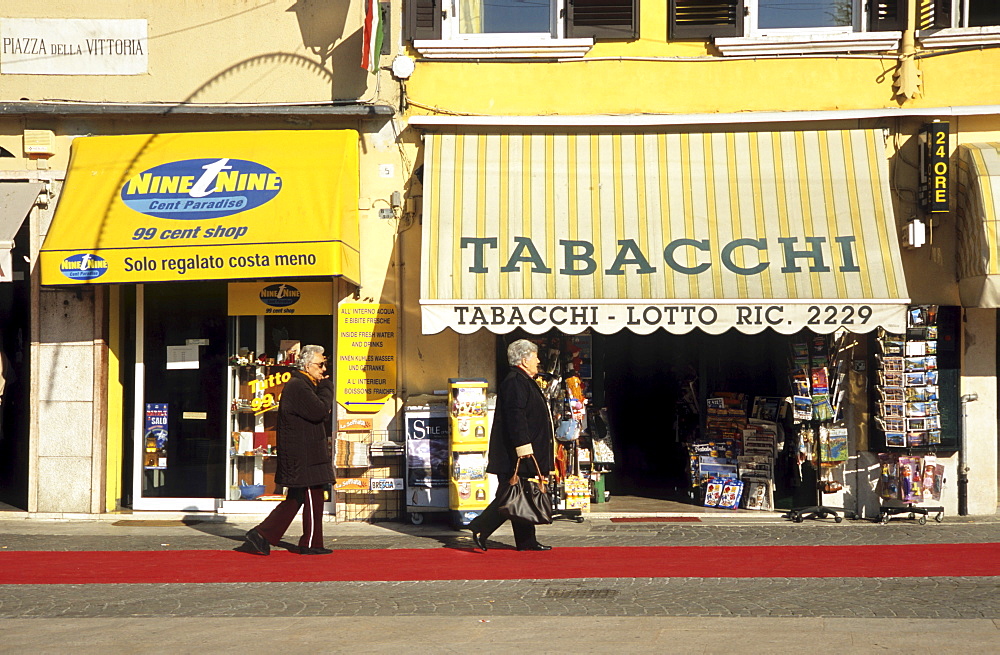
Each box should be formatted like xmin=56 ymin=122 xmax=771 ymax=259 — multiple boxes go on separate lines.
xmin=958 ymin=393 xmax=977 ymax=515
xmin=893 ymin=0 xmax=922 ymax=101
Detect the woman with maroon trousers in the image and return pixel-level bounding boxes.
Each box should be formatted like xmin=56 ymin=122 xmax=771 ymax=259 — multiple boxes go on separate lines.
xmin=245 ymin=345 xmax=335 ymax=555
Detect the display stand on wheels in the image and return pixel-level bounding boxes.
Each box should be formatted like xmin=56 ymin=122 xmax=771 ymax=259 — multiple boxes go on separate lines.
xmin=447 ymin=379 xmax=490 ymax=528
xmin=869 ymin=305 xmax=949 ymax=525
xmin=878 ymin=504 xmax=944 ymax=524
xmin=785 ymin=333 xmax=855 ymax=524
xmin=403 ymin=395 xmax=449 ymax=525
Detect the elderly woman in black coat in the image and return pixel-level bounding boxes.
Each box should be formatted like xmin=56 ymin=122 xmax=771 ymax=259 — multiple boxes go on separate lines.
xmin=468 ymin=338 xmax=554 ymax=552
xmin=245 ymin=345 xmax=335 ymax=556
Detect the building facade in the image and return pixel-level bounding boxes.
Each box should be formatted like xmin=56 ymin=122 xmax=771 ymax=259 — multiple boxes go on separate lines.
xmin=2 ymin=0 xmax=999 ymax=518
xmin=398 ymin=0 xmax=1000 ymax=516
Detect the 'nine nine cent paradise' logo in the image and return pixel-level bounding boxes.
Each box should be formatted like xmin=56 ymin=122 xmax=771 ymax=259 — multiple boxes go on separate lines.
xmin=259 ymin=284 xmax=301 ymax=307
xmin=60 ymin=254 xmax=109 ymax=280
xmin=120 ymin=158 xmax=282 ymax=220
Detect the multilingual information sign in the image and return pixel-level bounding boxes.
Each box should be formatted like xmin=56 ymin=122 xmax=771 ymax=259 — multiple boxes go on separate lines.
xmin=337 ymin=302 xmax=397 ymax=413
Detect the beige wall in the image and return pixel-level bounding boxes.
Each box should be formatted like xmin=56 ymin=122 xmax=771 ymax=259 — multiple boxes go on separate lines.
xmin=0 ymin=0 xmax=385 ymax=104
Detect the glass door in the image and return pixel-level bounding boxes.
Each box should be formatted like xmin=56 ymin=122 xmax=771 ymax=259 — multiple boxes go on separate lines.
xmin=132 ymin=282 xmax=228 ymax=510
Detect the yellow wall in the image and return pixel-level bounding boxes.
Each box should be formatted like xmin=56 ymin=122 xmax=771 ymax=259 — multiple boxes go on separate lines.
xmin=405 ymin=1 xmax=1000 ymax=117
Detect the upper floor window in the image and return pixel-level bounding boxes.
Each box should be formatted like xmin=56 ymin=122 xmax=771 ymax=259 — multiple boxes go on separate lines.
xmin=917 ymin=0 xmax=1000 ymax=49
xmin=929 ymin=0 xmax=1000 ymax=28
xmin=407 ymin=0 xmax=638 ymax=41
xmin=756 ymin=0 xmax=853 ymax=31
xmin=458 ymin=0 xmax=551 ymax=35
xmin=670 ymin=0 xmax=906 ymax=39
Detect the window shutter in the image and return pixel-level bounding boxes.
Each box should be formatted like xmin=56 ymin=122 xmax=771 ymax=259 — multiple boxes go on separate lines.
xmin=407 ymin=0 xmax=442 ymax=40
xmin=929 ymin=0 xmax=952 ymax=29
xmin=566 ymin=0 xmax=639 ymax=39
xmin=669 ymin=0 xmax=743 ymax=39
xmin=869 ymin=0 xmax=908 ymax=32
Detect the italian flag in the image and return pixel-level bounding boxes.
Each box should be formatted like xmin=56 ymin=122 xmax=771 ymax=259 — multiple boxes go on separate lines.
xmin=361 ymin=0 xmax=383 ymax=74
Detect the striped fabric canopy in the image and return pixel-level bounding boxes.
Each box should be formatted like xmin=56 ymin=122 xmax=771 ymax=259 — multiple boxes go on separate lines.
xmin=420 ymin=128 xmax=908 ymax=335
xmin=956 ymin=142 xmax=1000 ymax=307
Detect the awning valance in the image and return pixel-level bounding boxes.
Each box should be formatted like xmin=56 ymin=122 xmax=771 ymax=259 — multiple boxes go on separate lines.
xmin=420 ymin=129 xmax=908 ymax=335
xmin=40 ymin=130 xmax=360 ymax=285
xmin=956 ymin=142 xmax=1000 ymax=307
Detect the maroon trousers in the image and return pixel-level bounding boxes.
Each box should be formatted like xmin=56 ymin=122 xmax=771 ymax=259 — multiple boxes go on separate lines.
xmin=253 ymin=485 xmax=327 ymax=550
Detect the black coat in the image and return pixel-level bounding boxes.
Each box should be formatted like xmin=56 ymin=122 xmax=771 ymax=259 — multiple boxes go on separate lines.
xmin=275 ymin=370 xmax=335 ymax=488
xmin=486 ymin=367 xmax=553 ymax=478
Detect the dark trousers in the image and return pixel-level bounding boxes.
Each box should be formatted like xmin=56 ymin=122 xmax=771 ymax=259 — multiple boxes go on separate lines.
xmin=254 ymin=485 xmax=326 ymax=549
xmin=468 ymin=478 xmax=539 ymax=549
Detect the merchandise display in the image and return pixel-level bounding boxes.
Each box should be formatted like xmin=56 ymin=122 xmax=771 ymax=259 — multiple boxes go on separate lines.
xmin=228 ymin=363 xmax=293 ymax=501
xmin=788 ymin=332 xmax=853 ymax=504
xmin=683 ymin=391 xmax=783 ymax=511
xmin=497 ymin=312 xmax=953 ymax=518
xmin=448 ymin=379 xmax=490 ymax=526
xmin=875 ymin=305 xmax=942 ymax=448
xmin=334 ymin=416 xmax=404 ymax=521
xmin=525 ymin=334 xmax=609 ymax=515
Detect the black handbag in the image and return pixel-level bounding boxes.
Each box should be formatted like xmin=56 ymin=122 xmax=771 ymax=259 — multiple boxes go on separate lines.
xmin=497 ymin=455 xmax=553 ymax=525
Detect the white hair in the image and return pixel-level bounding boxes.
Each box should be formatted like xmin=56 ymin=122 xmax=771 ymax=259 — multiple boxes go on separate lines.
xmin=507 ymin=339 xmax=538 ymax=367
xmin=295 ymin=344 xmax=325 ymax=370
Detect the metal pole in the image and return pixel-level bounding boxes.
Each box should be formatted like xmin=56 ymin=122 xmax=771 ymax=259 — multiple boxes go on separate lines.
xmin=958 ymin=393 xmax=977 ymax=516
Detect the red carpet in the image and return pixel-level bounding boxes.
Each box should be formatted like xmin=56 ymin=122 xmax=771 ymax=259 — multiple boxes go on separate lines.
xmin=2 ymin=543 xmax=998 ymax=584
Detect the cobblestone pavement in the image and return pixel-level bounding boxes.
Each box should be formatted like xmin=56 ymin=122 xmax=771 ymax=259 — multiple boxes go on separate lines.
xmin=1 ymin=577 xmax=999 ymax=620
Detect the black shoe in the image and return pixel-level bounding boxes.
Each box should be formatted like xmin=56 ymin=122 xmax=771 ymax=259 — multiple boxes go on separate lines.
xmin=471 ymin=531 xmax=488 ymax=552
xmin=517 ymin=543 xmax=552 ymax=551
xmin=299 ymin=546 xmax=333 ymax=555
xmin=245 ymin=528 xmax=270 ymax=555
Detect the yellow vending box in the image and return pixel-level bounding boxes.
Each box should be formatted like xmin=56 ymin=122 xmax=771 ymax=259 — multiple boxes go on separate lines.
xmin=448 ymin=378 xmax=490 ymax=527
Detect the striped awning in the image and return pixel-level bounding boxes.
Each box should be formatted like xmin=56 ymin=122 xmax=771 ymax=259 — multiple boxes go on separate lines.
xmin=420 ymin=129 xmax=908 ymax=335
xmin=956 ymin=142 xmax=1000 ymax=307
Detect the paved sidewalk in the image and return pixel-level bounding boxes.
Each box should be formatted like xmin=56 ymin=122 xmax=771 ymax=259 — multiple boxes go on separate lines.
xmin=3 ymin=616 xmax=1000 ymax=654
xmin=2 ymin=512 xmax=998 ymax=652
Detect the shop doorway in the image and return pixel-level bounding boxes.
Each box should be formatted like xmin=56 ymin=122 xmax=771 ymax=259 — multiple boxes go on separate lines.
xmin=602 ymin=330 xmax=796 ymax=509
xmin=0 ymin=220 xmax=31 ymax=510
xmin=132 ymin=282 xmax=228 ymax=510
xmin=498 ymin=328 xmax=814 ymax=513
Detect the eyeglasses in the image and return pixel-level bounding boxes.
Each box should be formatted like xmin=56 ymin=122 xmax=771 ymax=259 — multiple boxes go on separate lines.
xmin=312 ymin=362 xmax=327 ymax=368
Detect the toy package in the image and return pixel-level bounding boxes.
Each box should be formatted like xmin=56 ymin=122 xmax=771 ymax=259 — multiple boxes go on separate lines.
xmin=878 ymin=453 xmax=900 ymax=499
xmin=718 ymin=479 xmax=744 ymax=510
xmin=703 ymin=478 xmax=725 ymax=507
xmin=898 ymin=455 xmax=923 ymax=502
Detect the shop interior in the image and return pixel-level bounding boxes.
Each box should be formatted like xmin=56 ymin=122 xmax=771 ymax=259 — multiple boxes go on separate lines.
xmin=496 ymin=328 xmax=835 ymax=514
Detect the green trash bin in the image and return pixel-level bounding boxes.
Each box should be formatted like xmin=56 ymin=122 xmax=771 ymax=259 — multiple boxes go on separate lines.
xmin=592 ymin=472 xmax=607 ymax=504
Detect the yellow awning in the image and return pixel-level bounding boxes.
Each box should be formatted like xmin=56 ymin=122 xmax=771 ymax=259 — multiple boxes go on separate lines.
xmin=40 ymin=130 xmax=360 ymax=285
xmin=420 ymin=129 xmax=909 ymax=335
xmin=957 ymin=142 xmax=1000 ymax=307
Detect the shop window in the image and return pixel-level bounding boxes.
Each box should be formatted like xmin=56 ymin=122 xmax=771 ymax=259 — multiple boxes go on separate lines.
xmin=671 ymin=0 xmax=907 ymax=55
xmin=407 ymin=0 xmax=637 ymax=59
